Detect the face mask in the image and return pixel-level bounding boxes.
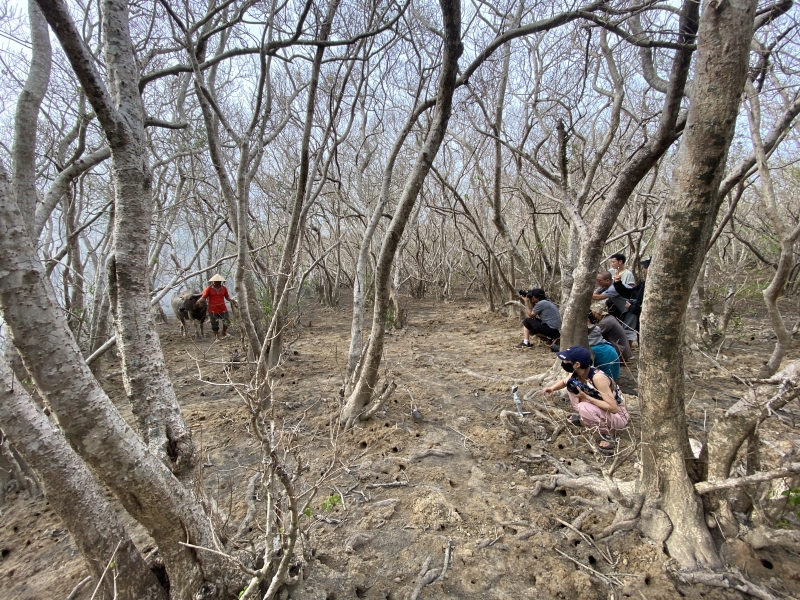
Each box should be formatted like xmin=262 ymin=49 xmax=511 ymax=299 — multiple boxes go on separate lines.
xmin=561 ymin=362 xmax=574 ymax=373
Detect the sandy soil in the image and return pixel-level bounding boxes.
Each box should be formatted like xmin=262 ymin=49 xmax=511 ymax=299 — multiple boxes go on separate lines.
xmin=1 ymin=293 xmax=799 ymax=599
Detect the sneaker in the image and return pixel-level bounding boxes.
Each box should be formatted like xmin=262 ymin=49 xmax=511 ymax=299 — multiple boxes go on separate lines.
xmin=569 ymin=414 xmax=582 ymax=427
xmin=514 ymin=341 xmax=532 ymax=349
xmin=550 ymin=343 xmax=560 ymax=353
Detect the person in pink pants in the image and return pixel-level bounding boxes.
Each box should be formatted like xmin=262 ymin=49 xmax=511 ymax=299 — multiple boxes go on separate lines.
xmin=542 ymin=346 xmax=629 ymax=453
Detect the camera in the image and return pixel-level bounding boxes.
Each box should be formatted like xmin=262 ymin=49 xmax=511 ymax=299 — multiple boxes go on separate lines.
xmin=566 ymin=380 xmax=581 ymax=395
xmin=518 ymin=289 xmax=535 ymax=298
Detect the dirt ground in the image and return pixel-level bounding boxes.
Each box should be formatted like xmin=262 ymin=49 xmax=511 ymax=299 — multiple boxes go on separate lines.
xmin=1 ymin=293 xmax=799 ymax=599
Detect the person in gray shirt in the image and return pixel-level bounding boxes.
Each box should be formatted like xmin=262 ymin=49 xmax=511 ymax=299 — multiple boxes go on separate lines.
xmin=593 ymin=271 xmax=628 ymax=317
xmin=515 ymin=288 xmax=561 ymax=349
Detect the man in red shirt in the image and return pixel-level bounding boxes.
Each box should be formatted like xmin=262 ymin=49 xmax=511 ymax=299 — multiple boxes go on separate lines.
xmin=200 ymin=274 xmax=238 ymax=340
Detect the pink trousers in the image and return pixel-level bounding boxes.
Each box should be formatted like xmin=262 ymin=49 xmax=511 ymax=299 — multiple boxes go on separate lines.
xmin=568 ymin=392 xmax=629 ymax=434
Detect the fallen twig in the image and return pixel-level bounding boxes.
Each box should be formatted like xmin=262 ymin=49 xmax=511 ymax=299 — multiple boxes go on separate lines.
xmin=434 ymin=539 xmax=452 ymax=584
xmin=446 ymin=425 xmax=477 ymax=448
xmin=365 ymin=481 xmax=408 ymax=489
xmin=554 ymin=548 xmax=621 ymax=586
xmin=65 ymin=576 xmax=92 ymax=600
xmin=554 ymin=516 xmax=613 ymax=565
xmin=409 ymin=556 xmax=441 ymax=600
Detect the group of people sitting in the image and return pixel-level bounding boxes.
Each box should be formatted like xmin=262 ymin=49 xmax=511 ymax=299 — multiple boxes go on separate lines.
xmin=514 ymin=253 xmax=650 ymax=453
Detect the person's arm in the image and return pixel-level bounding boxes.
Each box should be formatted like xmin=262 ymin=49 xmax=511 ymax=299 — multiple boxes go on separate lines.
xmin=524 ymin=298 xmax=535 ymax=318
xmin=224 ymin=287 xmax=238 ymax=309
xmin=592 ymin=291 xmax=609 ymax=301
xmin=612 ymin=280 xmax=635 ymax=299
xmin=582 ymin=374 xmax=618 ymax=413
xmin=543 ymin=378 xmax=568 ymax=395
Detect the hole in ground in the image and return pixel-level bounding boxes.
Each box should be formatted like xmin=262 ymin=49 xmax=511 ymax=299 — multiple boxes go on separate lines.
xmin=359 ymin=441 xmax=367 ymax=449
xmin=761 ymin=559 xmax=773 ymax=570
xmin=588 ymin=555 xmax=596 ymax=565
xmin=644 ymin=576 xmax=651 ymax=586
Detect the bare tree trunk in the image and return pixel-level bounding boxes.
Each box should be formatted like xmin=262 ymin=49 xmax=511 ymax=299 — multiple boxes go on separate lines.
xmin=1 ymin=162 xmax=235 ymax=598
xmin=267 ymin=0 xmax=342 ymax=369
xmin=0 ymin=356 xmax=167 ymax=600
xmin=12 ymin=0 xmax=50 ymax=235
xmin=638 ymin=0 xmax=757 ymax=570
xmin=489 ymin=2 xmax=535 ymax=287
xmin=341 ymin=0 xmax=463 ymax=428
xmin=557 ymin=0 xmax=698 ymax=349
xmin=702 ymin=360 xmax=800 ymax=538
xmin=745 ymin=80 xmax=800 ymax=377
xmin=35 ymin=0 xmax=196 ymax=472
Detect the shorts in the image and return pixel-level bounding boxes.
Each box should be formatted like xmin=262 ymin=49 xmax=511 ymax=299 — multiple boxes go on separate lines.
xmin=209 ymin=311 xmax=231 ymax=331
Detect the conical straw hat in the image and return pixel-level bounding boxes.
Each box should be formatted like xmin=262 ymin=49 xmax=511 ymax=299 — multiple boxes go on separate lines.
xmin=208 ymin=273 xmax=226 ymax=282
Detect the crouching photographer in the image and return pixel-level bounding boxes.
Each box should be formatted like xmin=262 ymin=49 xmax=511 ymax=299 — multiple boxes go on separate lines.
xmin=542 ymin=346 xmax=628 ymax=454
xmin=514 ymin=288 xmax=561 ymax=349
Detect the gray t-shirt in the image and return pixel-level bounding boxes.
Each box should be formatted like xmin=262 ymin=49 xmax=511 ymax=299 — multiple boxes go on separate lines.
xmin=595 ymin=285 xmax=628 ymax=314
xmin=533 ymin=299 xmax=561 ymax=330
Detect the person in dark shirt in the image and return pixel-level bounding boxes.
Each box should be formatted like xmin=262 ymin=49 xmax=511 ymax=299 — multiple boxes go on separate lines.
xmin=613 ymin=257 xmax=650 ymax=332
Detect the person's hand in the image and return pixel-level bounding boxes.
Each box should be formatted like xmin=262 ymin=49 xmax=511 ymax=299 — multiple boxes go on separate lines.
xmin=614 ymin=272 xmax=621 ymax=282
xmin=625 ymin=301 xmax=631 ymax=310
xmin=543 ymin=387 xmax=554 ymax=395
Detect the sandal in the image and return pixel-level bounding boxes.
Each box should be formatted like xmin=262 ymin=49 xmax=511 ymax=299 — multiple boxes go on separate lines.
xmin=598 ymin=434 xmax=616 ymax=455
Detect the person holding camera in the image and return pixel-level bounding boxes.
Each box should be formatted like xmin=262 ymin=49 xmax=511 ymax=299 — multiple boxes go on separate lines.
xmin=514 ymin=288 xmax=561 ymax=349
xmin=542 ymin=346 xmax=628 ymax=453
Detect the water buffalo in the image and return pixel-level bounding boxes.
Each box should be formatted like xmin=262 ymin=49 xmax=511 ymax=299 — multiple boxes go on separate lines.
xmin=171 ymin=290 xmax=207 ymax=338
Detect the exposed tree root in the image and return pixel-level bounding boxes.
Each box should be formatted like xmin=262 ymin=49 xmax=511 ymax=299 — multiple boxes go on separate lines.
xmin=409 ymin=449 xmax=453 ymax=461
xmin=672 ymin=569 xmax=780 ymax=600
xmin=499 ymin=410 xmax=548 ymax=440
xmin=360 ymin=380 xmax=397 ymax=421
xmin=745 ymin=526 xmax=800 ymax=552
xmin=695 ymin=462 xmax=800 ymax=495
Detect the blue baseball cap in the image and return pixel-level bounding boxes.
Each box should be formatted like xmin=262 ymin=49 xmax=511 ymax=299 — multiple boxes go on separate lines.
xmin=556 ymin=346 xmax=592 ymax=367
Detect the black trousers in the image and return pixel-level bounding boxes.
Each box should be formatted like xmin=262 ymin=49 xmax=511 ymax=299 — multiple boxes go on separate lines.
xmin=523 ymin=318 xmax=560 ymax=340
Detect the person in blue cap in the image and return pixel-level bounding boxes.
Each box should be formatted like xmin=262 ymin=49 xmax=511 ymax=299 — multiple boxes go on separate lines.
xmin=542 ymin=346 xmax=629 ymax=453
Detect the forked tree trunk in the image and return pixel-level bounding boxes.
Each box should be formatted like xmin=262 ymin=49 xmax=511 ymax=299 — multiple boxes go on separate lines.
xmin=0 ymin=165 xmax=235 ymax=598
xmin=557 ymin=0 xmax=698 ymax=349
xmin=35 ymin=0 xmax=196 ymax=473
xmin=341 ymin=0 xmax=463 ymax=428
xmin=0 ymin=356 xmax=166 ymax=600
xmin=638 ymin=0 xmax=757 ymax=570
